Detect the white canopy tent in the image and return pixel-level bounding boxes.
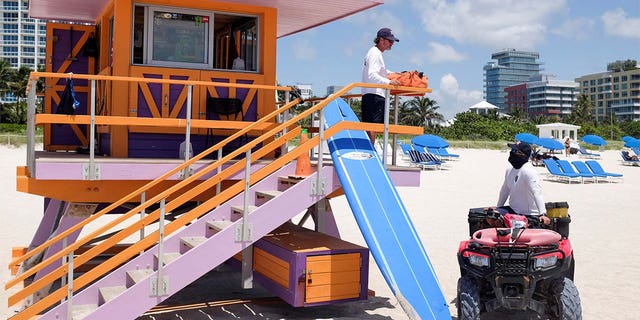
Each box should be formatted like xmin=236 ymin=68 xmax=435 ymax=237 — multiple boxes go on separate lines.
xmin=468 ymin=101 xmax=498 ymax=115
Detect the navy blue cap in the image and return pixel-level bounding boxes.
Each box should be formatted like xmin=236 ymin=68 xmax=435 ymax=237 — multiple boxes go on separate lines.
xmin=377 ymin=28 xmax=399 ymax=42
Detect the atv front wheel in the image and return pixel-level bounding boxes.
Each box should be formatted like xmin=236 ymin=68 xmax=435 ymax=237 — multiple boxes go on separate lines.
xmin=457 ymin=276 xmax=481 ymax=320
xmin=549 ymin=277 xmax=582 ymax=320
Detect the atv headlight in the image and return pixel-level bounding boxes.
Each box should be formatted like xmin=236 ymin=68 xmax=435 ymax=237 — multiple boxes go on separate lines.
xmin=533 ymin=252 xmax=561 ymax=270
xmin=463 ymin=251 xmax=490 ymax=267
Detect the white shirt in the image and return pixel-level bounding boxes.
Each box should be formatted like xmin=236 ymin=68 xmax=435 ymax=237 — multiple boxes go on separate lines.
xmin=497 ymin=162 xmax=546 ymax=216
xmin=361 ymin=46 xmax=392 ymax=97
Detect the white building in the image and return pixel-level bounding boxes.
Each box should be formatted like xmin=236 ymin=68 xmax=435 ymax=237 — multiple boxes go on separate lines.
xmin=1 ymin=0 xmax=47 ymax=103
xmin=0 ymin=0 xmax=46 ymax=70
xmin=295 ymin=83 xmax=313 ymax=100
xmin=527 ymin=75 xmax=579 ymax=117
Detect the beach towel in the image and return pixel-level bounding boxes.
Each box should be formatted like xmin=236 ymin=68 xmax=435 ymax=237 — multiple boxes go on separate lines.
xmin=56 ymin=79 xmax=80 ymax=115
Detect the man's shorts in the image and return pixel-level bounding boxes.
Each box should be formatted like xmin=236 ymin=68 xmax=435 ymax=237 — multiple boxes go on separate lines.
xmin=361 ymin=93 xmax=386 ymax=124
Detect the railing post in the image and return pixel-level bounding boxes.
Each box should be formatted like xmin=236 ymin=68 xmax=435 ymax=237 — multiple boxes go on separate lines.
xmin=392 ymin=93 xmax=399 ymax=165
xmin=152 ymin=199 xmax=168 ymax=296
xmin=216 ymin=149 xmax=222 ymax=195
xmin=181 ymin=84 xmax=193 ymax=178
xmin=317 ymin=107 xmax=325 ymax=176
xmin=26 ymin=79 xmax=37 ymax=176
xmin=281 ymin=91 xmax=290 ymax=157
xmin=66 ymin=246 xmax=74 ymax=320
xmin=139 ymin=192 xmax=146 ymax=242
xmin=89 ymin=79 xmax=96 ymax=179
xmin=241 ymin=148 xmax=253 ymax=289
xmin=383 ymin=89 xmax=391 ymax=165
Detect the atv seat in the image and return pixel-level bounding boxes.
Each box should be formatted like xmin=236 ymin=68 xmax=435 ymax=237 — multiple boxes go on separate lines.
xmin=472 ymin=228 xmax=561 ymax=247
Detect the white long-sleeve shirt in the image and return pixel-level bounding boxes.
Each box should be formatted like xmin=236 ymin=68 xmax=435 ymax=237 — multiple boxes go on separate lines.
xmin=361 ymin=46 xmax=392 ymax=97
xmin=497 ymin=162 xmax=547 ymax=216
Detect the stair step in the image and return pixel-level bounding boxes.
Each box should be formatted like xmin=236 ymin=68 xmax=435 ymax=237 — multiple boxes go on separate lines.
xmin=255 ymin=190 xmax=282 ymax=205
xmin=98 ymin=285 xmax=126 ymax=304
xmin=153 ymin=252 xmax=181 ymax=267
xmin=207 ymin=220 xmax=233 ymax=232
xmin=126 ymin=269 xmax=154 ymax=284
xmin=231 ymin=205 xmax=257 ymax=215
xmin=181 ymin=236 xmax=207 ymax=249
xmin=71 ymin=304 xmax=97 ymax=320
xmin=278 ymin=176 xmax=302 ymax=190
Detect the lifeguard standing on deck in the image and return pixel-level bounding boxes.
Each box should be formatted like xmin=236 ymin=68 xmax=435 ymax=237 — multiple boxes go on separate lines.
xmin=361 ymin=27 xmax=400 ymax=144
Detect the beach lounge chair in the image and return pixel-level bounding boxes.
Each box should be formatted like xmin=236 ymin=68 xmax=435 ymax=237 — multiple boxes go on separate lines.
xmin=428 ymin=147 xmax=460 ymax=160
xmin=632 ymin=147 xmax=640 ymax=157
xmin=542 ymin=159 xmax=582 ymax=183
xmin=584 ymin=160 xmax=623 ymax=182
xmin=399 ymin=143 xmax=414 ymax=159
xmin=577 ymin=146 xmax=600 ymax=159
xmin=556 ymin=159 xmax=596 ymax=183
xmin=571 ymin=160 xmax=607 ymax=183
xmin=407 ymin=149 xmax=441 ymax=170
xmin=620 ymin=151 xmax=640 ymax=166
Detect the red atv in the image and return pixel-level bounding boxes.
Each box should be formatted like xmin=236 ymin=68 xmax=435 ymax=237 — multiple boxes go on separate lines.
xmin=457 ymin=205 xmax=581 ymax=320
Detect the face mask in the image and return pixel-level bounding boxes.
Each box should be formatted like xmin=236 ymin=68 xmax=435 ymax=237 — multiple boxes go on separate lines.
xmin=508 ymin=152 xmax=528 ymax=169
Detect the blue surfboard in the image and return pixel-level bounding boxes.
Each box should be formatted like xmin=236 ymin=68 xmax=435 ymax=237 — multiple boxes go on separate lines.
xmin=322 ymin=98 xmax=450 ymax=320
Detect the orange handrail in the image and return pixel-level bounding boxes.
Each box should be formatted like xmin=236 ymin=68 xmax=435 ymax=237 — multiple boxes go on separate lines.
xmin=8 ymin=75 xmax=300 ymax=281
xmin=8 ymin=77 xmax=427 ymax=318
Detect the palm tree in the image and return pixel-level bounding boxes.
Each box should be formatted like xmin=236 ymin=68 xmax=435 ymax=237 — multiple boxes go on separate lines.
xmin=0 ymin=59 xmax=14 ymax=95
xmin=398 ymin=96 xmax=444 ymax=130
xmin=571 ymin=94 xmax=593 ymax=124
xmin=508 ymin=106 xmax=528 ymax=124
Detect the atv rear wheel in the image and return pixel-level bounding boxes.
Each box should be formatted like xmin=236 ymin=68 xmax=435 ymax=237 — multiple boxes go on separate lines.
xmin=549 ymin=277 xmax=582 ymax=320
xmin=457 ymin=276 xmax=481 ymax=320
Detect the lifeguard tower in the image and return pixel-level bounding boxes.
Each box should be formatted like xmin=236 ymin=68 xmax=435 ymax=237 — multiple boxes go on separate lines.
xmin=5 ymin=1 xmax=450 ymax=319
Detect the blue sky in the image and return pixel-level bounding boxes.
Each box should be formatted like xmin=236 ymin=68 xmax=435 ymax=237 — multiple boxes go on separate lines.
xmin=275 ymin=0 xmax=640 ymax=119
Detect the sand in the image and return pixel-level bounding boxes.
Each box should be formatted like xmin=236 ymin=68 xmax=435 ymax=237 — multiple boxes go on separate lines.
xmin=1 ymin=144 xmax=638 ymax=319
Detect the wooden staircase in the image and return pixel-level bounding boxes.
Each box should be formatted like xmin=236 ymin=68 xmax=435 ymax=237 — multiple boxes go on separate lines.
xmin=37 ymin=164 xmax=338 ymax=320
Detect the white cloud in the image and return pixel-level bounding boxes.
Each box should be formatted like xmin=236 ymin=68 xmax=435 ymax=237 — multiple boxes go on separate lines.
xmin=551 ymin=17 xmax=594 ymax=40
xmin=426 ymin=42 xmax=467 ymax=63
xmin=411 ymin=0 xmax=566 ymax=49
xmin=431 ymin=73 xmax=483 ymax=119
xmin=602 ymin=8 xmax=640 ymax=39
xmin=291 ymin=38 xmax=317 ymax=61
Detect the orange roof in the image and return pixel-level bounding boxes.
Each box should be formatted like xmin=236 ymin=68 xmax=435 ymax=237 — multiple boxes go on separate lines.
xmin=29 ymin=0 xmax=383 ymax=38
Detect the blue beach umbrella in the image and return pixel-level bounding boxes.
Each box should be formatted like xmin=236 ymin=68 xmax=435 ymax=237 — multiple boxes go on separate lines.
xmin=621 ymin=136 xmax=636 ymax=143
xmin=412 ymin=134 xmax=449 ymax=148
xmin=515 ymin=132 xmax=538 ymax=144
xmin=624 ymin=138 xmax=640 ymax=148
xmin=535 ymin=137 xmax=564 ymax=150
xmin=581 ymin=134 xmax=607 ymax=146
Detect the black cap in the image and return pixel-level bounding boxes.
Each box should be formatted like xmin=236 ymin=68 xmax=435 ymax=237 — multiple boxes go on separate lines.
xmin=507 ymin=141 xmax=532 ymax=157
xmin=377 ymin=28 xmax=399 ymax=42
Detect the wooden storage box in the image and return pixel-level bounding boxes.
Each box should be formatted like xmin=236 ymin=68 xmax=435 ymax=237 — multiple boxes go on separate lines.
xmin=250 ymin=222 xmax=369 ymax=307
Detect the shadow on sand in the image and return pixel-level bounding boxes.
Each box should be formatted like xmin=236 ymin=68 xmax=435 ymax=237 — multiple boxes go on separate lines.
xmin=136 ymin=266 xmax=401 ymax=320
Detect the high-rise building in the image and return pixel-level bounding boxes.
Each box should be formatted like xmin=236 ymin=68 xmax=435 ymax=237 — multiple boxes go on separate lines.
xmin=1 ymin=0 xmax=47 ymax=69
xmin=1 ymin=0 xmax=47 ymax=103
xmin=326 ymin=85 xmax=343 ymax=96
xmin=526 ymin=75 xmax=578 ymax=117
xmin=575 ymin=67 xmax=640 ymax=122
xmin=294 ymin=83 xmax=313 ymax=100
xmin=504 ymin=83 xmax=527 ymax=114
xmin=483 ymin=49 xmax=543 ymax=111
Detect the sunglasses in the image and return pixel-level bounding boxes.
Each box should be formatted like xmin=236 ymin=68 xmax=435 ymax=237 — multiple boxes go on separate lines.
xmin=510 ymin=148 xmax=526 ymax=156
